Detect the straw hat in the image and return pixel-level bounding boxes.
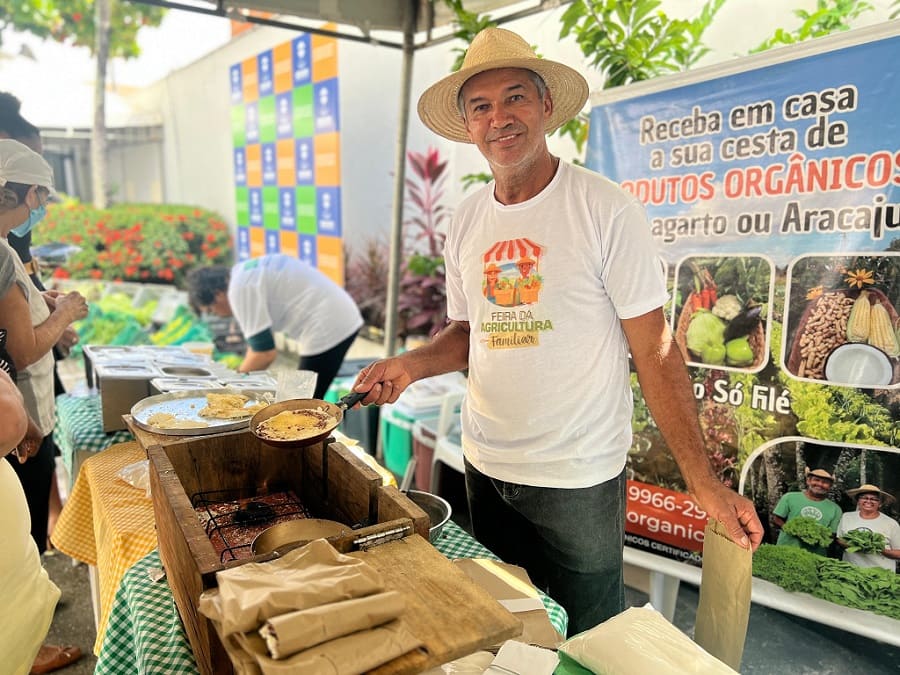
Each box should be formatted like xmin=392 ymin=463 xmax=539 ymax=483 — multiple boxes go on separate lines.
xmin=0 ymin=139 xmax=56 ymax=196
xmin=417 ymin=27 xmax=589 ymax=143
xmin=804 ymin=467 xmax=835 ymax=481
xmin=846 ymin=484 xmax=895 ymax=504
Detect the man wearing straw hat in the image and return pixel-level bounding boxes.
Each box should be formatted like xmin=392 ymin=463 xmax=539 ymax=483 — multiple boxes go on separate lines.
xmin=772 ymin=467 xmax=842 ymax=555
xmin=354 ymin=27 xmax=762 ymax=634
xmin=837 ymin=484 xmax=900 ymax=571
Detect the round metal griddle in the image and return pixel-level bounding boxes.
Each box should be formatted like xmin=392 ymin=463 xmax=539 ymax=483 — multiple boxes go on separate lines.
xmin=251 ymin=518 xmax=349 ymax=555
xmin=249 ymin=391 xmax=365 ymax=448
xmin=130 ymin=388 xmax=272 ymax=436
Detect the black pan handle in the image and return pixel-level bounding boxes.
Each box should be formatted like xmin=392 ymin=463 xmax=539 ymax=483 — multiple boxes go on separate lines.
xmin=337 ymin=390 xmax=367 ymax=411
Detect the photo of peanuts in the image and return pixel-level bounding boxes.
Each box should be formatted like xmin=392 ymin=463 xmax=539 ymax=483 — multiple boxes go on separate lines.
xmin=792 ymin=292 xmax=854 ymax=379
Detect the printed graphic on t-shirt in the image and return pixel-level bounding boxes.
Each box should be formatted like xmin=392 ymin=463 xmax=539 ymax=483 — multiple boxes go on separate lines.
xmin=800 ymin=505 xmax=827 ymax=521
xmin=479 ymin=238 xmax=553 ymax=350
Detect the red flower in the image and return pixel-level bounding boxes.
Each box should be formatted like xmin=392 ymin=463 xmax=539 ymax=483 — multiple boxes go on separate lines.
xmin=52 ymin=268 xmax=70 ymax=279
xmin=89 ymin=269 xmax=103 ymax=279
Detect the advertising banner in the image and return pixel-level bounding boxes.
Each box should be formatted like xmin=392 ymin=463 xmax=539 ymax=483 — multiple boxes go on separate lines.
xmin=230 ymin=32 xmax=344 ymax=284
xmin=587 ymin=22 xmax=900 ymax=608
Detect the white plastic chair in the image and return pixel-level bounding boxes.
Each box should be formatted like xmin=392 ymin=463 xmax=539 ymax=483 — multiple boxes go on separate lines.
xmin=429 ymin=391 xmax=465 ymax=494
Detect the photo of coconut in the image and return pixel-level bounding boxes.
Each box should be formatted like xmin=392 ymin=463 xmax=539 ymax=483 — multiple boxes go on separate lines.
xmin=784 ymin=254 xmax=900 ymax=388
xmin=673 ymin=255 xmax=773 ymax=371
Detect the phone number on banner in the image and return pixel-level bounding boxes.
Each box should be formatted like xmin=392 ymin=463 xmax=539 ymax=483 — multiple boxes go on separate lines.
xmin=626 ymin=480 xmax=708 ymax=553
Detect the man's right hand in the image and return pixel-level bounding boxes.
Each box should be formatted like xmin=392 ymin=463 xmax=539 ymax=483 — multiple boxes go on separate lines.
xmin=352 ymin=357 xmax=415 ymax=406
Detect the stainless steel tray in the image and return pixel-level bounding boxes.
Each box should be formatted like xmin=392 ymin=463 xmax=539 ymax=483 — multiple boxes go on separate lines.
xmin=130 ymin=388 xmax=273 ymax=436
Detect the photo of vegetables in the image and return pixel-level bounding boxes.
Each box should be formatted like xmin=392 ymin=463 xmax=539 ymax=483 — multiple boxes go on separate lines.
xmin=784 ymin=254 xmax=900 ymax=387
xmin=741 ymin=440 xmax=900 ymax=619
xmin=753 ymin=545 xmax=900 ymax=620
xmin=673 ymin=255 xmax=773 ymax=371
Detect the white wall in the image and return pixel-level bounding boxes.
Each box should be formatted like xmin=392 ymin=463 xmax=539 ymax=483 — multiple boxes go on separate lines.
xmin=150 ymin=0 xmax=898 ymax=254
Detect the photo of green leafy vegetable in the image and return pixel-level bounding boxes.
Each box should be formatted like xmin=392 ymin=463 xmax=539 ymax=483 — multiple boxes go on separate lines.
xmin=842 ymin=530 xmax=887 ymax=555
xmin=753 ymin=544 xmax=900 ymax=621
xmin=782 ymin=516 xmax=834 ymax=549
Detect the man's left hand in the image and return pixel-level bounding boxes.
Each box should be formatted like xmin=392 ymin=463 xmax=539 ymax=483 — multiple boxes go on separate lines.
xmin=694 ymin=481 xmax=764 ymax=551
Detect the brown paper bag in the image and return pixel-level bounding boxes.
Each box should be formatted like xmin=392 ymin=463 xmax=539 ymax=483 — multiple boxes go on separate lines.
xmin=236 ymin=619 xmax=423 ymax=675
xmin=693 ymin=518 xmax=752 ymax=671
xmin=453 ymin=558 xmax=563 ymax=649
xmin=198 ymin=539 xmax=384 ymax=636
xmin=259 ymin=591 xmax=406 ymax=658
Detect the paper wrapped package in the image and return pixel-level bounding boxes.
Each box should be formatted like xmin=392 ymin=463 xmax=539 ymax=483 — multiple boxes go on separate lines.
xmin=236 ymin=620 xmax=422 ymax=675
xmin=559 ymin=605 xmax=738 ymax=675
xmin=199 ymin=539 xmax=422 ymax=675
xmin=258 ymin=591 xmax=406 ymax=658
xmin=198 ymin=538 xmax=384 ymax=635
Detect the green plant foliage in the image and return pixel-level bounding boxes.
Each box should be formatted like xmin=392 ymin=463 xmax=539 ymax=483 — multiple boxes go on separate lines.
xmin=842 ymin=529 xmax=887 ymax=554
xmin=398 ymin=253 xmax=447 ymax=338
xmin=559 ymin=0 xmax=726 ymax=88
xmin=752 ymin=543 xmax=820 ymax=592
xmin=813 ymin=557 xmax=900 ymax=618
xmin=33 ymin=200 xmax=233 ymax=287
xmin=0 ymin=0 xmax=165 ymax=57
xmin=754 ymin=544 xmax=900 ymax=619
xmin=751 ymin=0 xmax=875 ymax=53
xmin=778 ymin=370 xmax=899 ymax=446
xmin=443 ymin=0 xmax=498 ymax=72
xmin=782 ymin=516 xmax=834 ymax=548
xmin=892 ymin=0 xmax=900 ymax=19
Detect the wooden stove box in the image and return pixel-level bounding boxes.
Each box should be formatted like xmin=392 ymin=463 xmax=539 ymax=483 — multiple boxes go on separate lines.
xmin=147 ymin=429 xmax=520 ymax=675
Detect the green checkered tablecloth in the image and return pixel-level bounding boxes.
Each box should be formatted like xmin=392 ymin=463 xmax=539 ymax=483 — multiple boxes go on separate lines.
xmin=55 ymin=393 xmax=133 ymax=481
xmin=95 ymin=550 xmax=197 ymax=675
xmin=96 ymin=521 xmax=568 ymax=673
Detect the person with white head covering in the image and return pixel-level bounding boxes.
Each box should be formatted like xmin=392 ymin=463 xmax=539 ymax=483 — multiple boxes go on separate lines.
xmin=837 ymin=484 xmax=900 ymax=571
xmin=0 ymin=139 xmax=88 ymax=544
xmin=352 ymin=27 xmax=763 ymax=634
xmin=0 ymin=138 xmax=86 ymax=673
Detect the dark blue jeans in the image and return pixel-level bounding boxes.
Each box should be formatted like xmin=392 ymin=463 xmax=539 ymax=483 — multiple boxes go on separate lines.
xmin=464 ymin=460 xmax=625 ymax=636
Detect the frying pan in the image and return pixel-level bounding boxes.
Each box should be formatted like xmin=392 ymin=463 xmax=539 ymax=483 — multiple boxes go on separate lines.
xmin=249 ymin=391 xmax=366 ymax=448
xmin=251 ymin=518 xmax=349 ymax=555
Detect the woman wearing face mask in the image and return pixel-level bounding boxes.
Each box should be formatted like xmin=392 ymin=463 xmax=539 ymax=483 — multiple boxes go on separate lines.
xmin=0 ymin=139 xmax=88 ymax=567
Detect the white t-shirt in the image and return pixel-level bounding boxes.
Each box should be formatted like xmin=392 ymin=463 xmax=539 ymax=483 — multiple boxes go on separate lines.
xmin=837 ymin=510 xmax=900 ymax=571
xmin=0 ymin=460 xmax=60 ymax=674
xmin=228 ymin=255 xmax=363 ymax=356
xmin=444 ymin=161 xmax=669 ymax=488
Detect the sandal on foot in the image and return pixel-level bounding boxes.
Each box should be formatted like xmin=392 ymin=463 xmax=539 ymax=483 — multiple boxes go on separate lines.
xmin=30 ymin=645 xmax=82 ymax=674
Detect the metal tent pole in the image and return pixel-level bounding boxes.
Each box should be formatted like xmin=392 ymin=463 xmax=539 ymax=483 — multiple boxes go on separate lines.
xmin=383 ymin=4 xmax=417 ymax=357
